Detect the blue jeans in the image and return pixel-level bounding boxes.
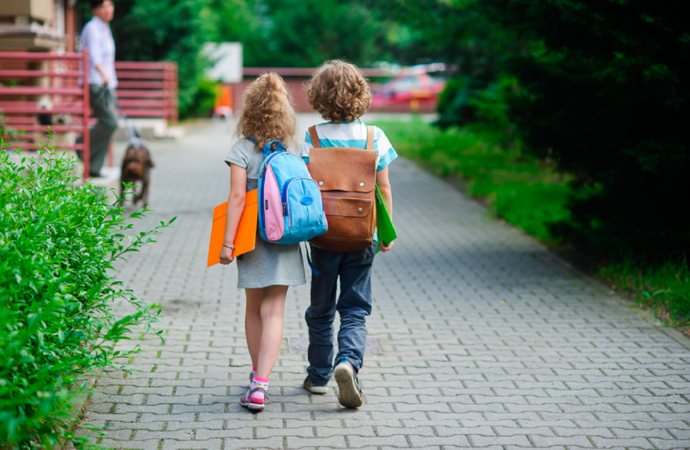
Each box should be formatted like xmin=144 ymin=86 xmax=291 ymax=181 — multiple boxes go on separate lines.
xmin=305 ymin=243 xmax=376 ymax=385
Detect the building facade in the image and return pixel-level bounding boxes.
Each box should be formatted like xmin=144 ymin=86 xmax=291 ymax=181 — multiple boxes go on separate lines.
xmin=0 ymin=0 xmax=79 ymax=53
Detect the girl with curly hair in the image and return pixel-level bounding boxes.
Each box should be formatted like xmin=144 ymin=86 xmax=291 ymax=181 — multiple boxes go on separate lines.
xmin=300 ymin=60 xmax=398 ymax=408
xmin=219 ymin=73 xmax=305 ymax=411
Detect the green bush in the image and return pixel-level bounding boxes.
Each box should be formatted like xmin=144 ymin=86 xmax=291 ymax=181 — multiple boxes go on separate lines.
xmin=436 ymin=74 xmax=519 ymax=148
xmin=376 ymin=119 xmax=571 ymax=242
xmin=0 ymin=110 xmax=19 ymax=141
xmin=479 ymin=0 xmax=690 ymax=252
xmin=0 ymin=140 xmax=174 ymax=449
xmin=493 ymin=183 xmax=571 ymax=242
xmin=184 ymin=77 xmax=219 ymax=118
xmin=379 ymin=118 xmax=690 ymax=326
xmin=435 ymin=77 xmax=471 ymax=130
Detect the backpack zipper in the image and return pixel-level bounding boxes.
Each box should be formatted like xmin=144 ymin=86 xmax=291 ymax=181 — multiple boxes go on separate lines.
xmin=259 ymin=152 xmax=287 ymax=178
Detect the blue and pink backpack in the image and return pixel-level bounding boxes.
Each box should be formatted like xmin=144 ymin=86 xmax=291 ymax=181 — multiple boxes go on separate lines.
xmin=256 ymin=140 xmax=327 ymax=245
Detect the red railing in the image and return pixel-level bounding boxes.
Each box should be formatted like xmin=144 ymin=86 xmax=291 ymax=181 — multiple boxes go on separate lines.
xmin=0 ymin=51 xmax=91 ymax=177
xmin=114 ymin=61 xmax=178 ymax=124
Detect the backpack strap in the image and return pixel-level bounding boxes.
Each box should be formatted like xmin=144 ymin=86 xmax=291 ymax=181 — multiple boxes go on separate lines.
xmin=308 ymin=126 xmax=321 ymax=148
xmin=366 ymin=126 xmax=374 ymax=151
xmin=301 ymin=242 xmax=319 ymax=276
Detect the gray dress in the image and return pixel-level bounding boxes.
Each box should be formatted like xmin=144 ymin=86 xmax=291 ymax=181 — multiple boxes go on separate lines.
xmin=224 ymin=139 xmax=306 ymax=289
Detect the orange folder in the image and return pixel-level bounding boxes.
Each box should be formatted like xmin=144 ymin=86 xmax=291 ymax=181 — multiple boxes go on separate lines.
xmin=207 ymin=189 xmax=258 ymax=267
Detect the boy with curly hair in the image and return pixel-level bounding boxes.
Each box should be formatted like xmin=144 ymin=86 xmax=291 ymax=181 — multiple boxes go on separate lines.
xmin=301 ymin=60 xmax=397 ymax=408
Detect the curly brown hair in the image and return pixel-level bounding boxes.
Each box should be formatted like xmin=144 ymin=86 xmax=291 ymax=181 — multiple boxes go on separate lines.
xmin=237 ymin=72 xmax=297 ymax=150
xmin=307 ymin=60 xmax=371 ymax=123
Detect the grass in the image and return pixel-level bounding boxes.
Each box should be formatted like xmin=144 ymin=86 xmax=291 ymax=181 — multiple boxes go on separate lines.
xmin=599 ymin=256 xmax=690 ymax=325
xmin=374 ymin=119 xmax=572 ymax=242
xmin=373 ymin=118 xmax=690 ymax=331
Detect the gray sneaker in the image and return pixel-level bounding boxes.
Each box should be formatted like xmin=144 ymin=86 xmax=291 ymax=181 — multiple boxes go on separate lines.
xmin=333 ymin=359 xmax=363 ymax=408
xmin=303 ymin=376 xmax=329 ymax=394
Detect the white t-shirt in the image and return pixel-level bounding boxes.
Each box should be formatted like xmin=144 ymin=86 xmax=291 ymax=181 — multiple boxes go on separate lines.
xmin=301 ymin=120 xmax=398 ymax=171
xmin=81 ymin=16 xmax=118 ymax=88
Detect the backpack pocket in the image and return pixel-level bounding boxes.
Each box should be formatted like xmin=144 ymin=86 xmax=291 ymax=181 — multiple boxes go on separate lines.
xmin=320 ymin=195 xmax=374 ymax=240
xmin=281 ymin=177 xmax=327 ymax=243
xmin=322 ymin=197 xmax=372 ymax=218
xmin=261 ymin=164 xmax=284 ymax=241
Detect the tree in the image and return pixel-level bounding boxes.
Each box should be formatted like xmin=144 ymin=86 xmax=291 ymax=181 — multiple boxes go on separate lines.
xmin=479 ymin=0 xmax=690 ymax=251
xmin=211 ymin=0 xmax=391 ymax=68
xmin=368 ymin=0 xmax=524 ymax=129
xmin=208 ymin=0 xmax=273 ymax=66
xmin=257 ymin=0 xmax=388 ymax=68
xmin=109 ymin=0 xmax=217 ymax=118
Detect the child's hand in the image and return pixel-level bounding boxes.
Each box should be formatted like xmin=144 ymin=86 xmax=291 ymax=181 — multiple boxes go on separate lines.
xmin=379 ymin=241 xmax=394 ymax=253
xmin=219 ymin=246 xmax=235 ymax=265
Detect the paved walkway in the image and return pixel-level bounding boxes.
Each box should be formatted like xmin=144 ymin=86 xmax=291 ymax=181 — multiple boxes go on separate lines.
xmin=81 ymin=119 xmax=690 ymax=450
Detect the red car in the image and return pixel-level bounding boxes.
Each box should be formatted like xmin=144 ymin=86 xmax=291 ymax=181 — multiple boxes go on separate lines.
xmin=371 ymin=63 xmax=447 ymax=112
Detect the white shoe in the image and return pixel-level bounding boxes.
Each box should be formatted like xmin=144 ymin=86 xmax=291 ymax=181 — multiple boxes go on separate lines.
xmin=303 ymin=376 xmax=329 ymax=394
xmin=333 ymin=359 xmax=363 ymax=408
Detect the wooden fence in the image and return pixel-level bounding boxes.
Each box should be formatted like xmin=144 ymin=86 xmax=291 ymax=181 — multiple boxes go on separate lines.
xmin=0 ymin=51 xmax=92 ymax=177
xmin=115 ymin=61 xmax=178 ymax=124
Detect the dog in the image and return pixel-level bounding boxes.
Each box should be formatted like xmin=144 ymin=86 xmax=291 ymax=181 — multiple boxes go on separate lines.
xmin=120 ymin=143 xmax=154 ymax=207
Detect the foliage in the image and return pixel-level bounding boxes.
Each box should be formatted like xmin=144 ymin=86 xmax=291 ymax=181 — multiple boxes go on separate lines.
xmin=435 ymin=77 xmax=473 ymax=129
xmin=212 ymin=0 xmax=474 ymax=68
xmin=467 ymin=76 xmax=518 ymax=137
xmin=245 ymin=0 xmax=389 ymax=67
xmin=376 ymin=119 xmax=571 ymax=242
xmin=103 ymin=0 xmax=216 ymax=119
xmin=376 ymin=0 xmax=690 ymax=253
xmin=478 ymin=0 xmax=690 ymax=252
xmin=207 ymin=0 xmax=273 ymax=67
xmin=184 ymin=77 xmax=219 ymax=119
xmin=0 ymin=138 xmax=174 ymax=448
xmin=0 ymin=110 xmax=19 ymax=141
xmin=436 ymin=75 xmax=518 ymax=140
xmin=212 ymin=0 xmax=429 ymax=68
xmin=366 ymin=0 xmax=501 ymax=64
xmin=368 ymin=0 xmax=527 ymax=130
xmin=379 ymin=118 xmax=690 ymax=326
xmin=99 ymin=0 xmax=409 ymax=117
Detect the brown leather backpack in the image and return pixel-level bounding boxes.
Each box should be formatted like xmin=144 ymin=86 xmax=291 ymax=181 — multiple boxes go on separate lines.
xmin=307 ymin=125 xmax=377 ymax=253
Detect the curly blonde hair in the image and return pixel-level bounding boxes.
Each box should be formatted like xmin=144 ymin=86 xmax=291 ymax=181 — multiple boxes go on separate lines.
xmin=307 ymin=60 xmax=371 ymax=123
xmin=237 ymin=72 xmax=296 ymax=150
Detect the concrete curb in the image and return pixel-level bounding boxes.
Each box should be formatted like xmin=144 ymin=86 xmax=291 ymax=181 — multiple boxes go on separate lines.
xmin=57 ymin=370 xmax=102 ymax=450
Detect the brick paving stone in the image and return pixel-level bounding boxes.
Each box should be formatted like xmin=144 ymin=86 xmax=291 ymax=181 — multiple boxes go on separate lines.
xmin=348 ymin=435 xmax=409 ymax=447
xmin=77 ymin=118 xmax=690 ymax=449
xmin=138 ymin=413 xmax=197 ymax=423
xmin=287 ymin=436 xmax=348 ymax=448
xmin=224 ymin=438 xmax=285 ymax=450
xmin=193 ymin=428 xmax=254 ymax=440
xmin=99 ymin=439 xmax=161 ymax=450
xmin=161 ymin=438 xmax=223 ymax=450
xmin=314 ymin=426 xmax=376 ymax=438
xmin=589 ymin=436 xmax=655 ymax=449
xmin=409 ymin=435 xmax=472 ymax=447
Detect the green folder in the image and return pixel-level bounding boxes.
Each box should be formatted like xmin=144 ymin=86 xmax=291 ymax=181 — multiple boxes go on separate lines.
xmin=375 ymin=184 xmax=397 ymax=253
